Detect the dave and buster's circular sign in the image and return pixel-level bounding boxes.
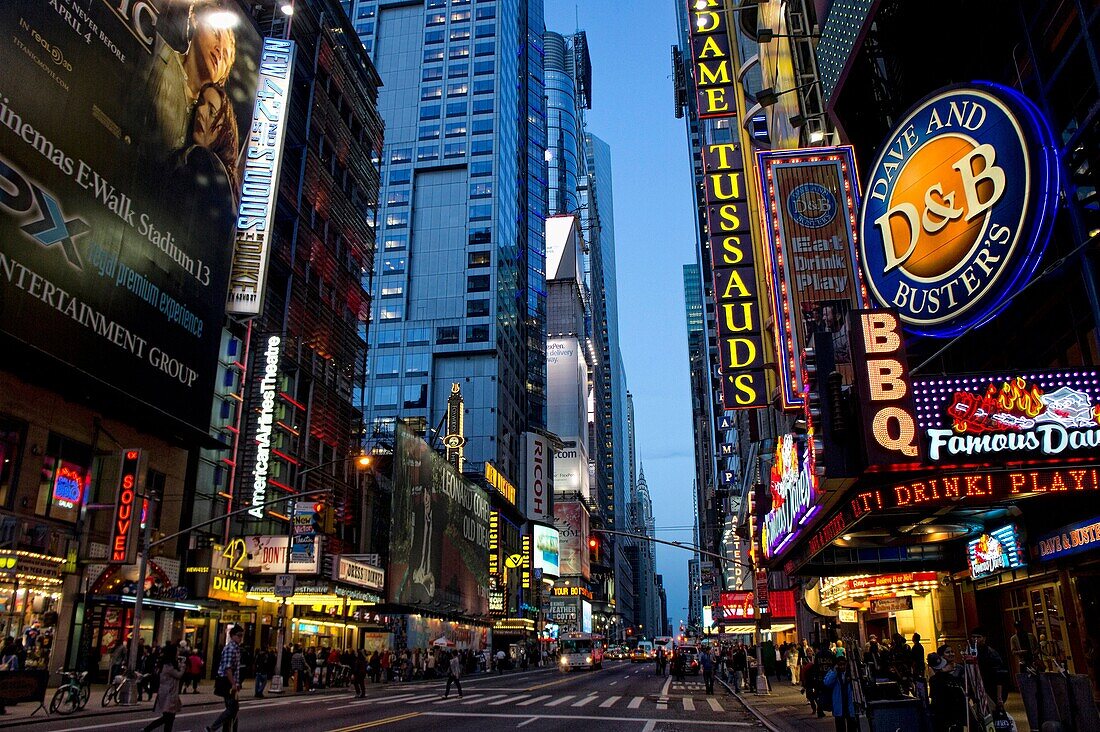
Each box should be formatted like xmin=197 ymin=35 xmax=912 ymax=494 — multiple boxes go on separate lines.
xmin=858 ymin=83 xmax=1059 ymax=337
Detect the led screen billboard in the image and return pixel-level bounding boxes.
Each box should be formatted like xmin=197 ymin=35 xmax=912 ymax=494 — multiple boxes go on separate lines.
xmin=553 ymin=500 xmax=590 ymax=580
xmin=389 ymin=423 xmax=490 ymax=616
xmin=533 ymin=524 xmax=560 ymax=578
xmin=0 ymin=1 xmax=262 ymax=436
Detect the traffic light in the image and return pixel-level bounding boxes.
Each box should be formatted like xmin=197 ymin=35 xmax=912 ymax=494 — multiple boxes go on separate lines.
xmin=588 ymin=535 xmax=599 ymax=560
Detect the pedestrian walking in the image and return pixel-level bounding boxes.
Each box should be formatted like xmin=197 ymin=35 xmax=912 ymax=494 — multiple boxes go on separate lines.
xmin=204 ymin=625 xmax=244 ymax=732
xmin=253 ymin=648 xmax=269 ymax=698
xmin=142 ymin=643 xmax=182 ymax=732
xmin=972 ymin=628 xmax=1010 ymax=704
xmin=352 ymin=650 xmax=368 ymax=698
xmin=184 ymin=650 xmax=203 ymax=693
xmin=823 ymin=655 xmax=859 ymax=732
xmin=700 ymin=646 xmax=716 ymax=694
xmin=495 ymin=649 xmax=506 ymax=674
xmin=442 ymin=652 xmax=463 ymax=698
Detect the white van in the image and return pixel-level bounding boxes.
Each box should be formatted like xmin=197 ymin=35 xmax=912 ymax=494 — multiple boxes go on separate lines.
xmin=631 ymin=641 xmax=654 ymax=662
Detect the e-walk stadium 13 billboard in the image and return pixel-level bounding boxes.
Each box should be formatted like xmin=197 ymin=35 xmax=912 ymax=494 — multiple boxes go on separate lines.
xmin=0 ymin=0 xmax=262 ymax=435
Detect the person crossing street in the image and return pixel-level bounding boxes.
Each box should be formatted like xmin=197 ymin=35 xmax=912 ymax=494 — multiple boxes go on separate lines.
xmin=441 ymin=651 xmax=463 ymax=699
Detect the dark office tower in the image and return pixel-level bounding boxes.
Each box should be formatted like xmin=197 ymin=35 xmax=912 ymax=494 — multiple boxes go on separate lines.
xmin=223 ymin=2 xmax=385 ymax=559
xmin=350 ymin=0 xmax=548 ymax=480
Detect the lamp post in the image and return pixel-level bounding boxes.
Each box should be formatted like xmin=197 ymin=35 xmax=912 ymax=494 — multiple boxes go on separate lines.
xmin=270 ymin=454 xmax=371 ymax=693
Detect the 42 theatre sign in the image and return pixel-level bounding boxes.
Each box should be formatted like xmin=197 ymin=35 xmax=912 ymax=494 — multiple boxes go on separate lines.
xmin=859 ymin=82 xmax=1059 ymax=338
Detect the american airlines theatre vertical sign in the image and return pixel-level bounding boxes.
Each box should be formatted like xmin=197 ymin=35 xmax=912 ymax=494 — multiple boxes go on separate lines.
xmin=689 ymin=0 xmax=770 ymax=407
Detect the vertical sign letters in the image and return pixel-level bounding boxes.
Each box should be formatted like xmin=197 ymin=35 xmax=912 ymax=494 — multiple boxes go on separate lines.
xmin=849 ymin=310 xmax=922 ymax=467
xmin=227 ymin=38 xmax=297 ymax=316
xmin=687 ymin=0 xmax=738 ymax=118
xmin=704 ymin=143 xmax=769 ymax=408
xmin=108 ymin=449 xmax=142 ymax=565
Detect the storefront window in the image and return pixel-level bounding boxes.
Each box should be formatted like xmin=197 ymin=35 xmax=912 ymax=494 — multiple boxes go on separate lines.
xmin=0 ymin=416 xmax=26 ymax=509
xmin=35 ymin=432 xmax=91 ymax=523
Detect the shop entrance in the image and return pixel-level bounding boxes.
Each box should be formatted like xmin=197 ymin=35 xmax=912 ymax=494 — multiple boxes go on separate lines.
xmin=1004 ymin=583 xmax=1074 ymax=672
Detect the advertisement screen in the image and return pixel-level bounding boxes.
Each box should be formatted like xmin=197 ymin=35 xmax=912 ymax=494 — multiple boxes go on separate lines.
xmin=968 ymin=524 xmax=1023 ymax=579
xmin=0 ymin=1 xmax=262 ymax=436
xmin=533 ymin=524 xmax=560 ymax=578
xmin=389 ymin=423 xmax=490 ymax=616
xmin=581 ymin=599 xmax=592 ymax=634
xmin=553 ymin=500 xmax=590 ymax=580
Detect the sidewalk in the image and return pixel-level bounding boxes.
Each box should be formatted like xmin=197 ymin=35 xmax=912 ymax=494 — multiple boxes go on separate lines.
xmin=725 ymin=676 xmax=1032 ymax=732
xmin=0 ymin=680 xmax=343 ymax=727
xmin=719 ymin=676 xmax=851 ymax=732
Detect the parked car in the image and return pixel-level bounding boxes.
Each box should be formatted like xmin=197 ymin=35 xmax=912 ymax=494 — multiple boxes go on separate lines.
xmin=678 ymin=645 xmax=700 ymax=675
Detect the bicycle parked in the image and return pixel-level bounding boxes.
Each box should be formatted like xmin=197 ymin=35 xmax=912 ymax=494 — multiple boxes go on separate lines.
xmin=48 ymin=670 xmax=90 ymax=715
xmin=102 ymin=668 xmax=150 ymax=707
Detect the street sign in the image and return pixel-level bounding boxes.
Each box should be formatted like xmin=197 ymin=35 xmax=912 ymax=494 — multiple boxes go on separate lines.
xmin=274 ymin=574 xmax=296 ymax=597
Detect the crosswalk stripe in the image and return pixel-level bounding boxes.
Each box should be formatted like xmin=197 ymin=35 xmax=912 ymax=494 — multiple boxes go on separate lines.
xmin=544 ymin=694 xmax=575 ymax=707
xmin=571 ymin=695 xmax=598 ymax=707
xmin=490 ymin=694 xmax=530 ymax=705
xmin=517 ymin=695 xmax=552 ymax=706
xmin=465 ymin=694 xmax=504 ymax=705
xmin=628 ymin=696 xmax=644 ymax=709
xmin=708 ymin=697 xmax=724 ymax=712
xmin=434 ymin=693 xmax=481 ymax=704
xmin=683 ymin=697 xmax=695 ymax=711
xmin=599 ymin=696 xmax=621 ymax=708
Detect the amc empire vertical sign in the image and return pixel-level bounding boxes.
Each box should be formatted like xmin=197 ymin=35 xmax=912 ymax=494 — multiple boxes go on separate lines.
xmin=689 ymin=0 xmax=770 ymax=407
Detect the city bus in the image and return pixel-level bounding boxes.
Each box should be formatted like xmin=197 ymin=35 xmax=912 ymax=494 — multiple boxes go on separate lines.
xmin=558 ymin=632 xmax=605 ymax=671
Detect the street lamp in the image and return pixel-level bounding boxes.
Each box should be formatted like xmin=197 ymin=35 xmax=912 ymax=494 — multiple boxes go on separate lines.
xmin=270 ymin=453 xmax=373 ymax=693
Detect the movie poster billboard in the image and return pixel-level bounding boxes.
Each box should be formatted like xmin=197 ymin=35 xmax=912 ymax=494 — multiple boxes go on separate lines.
xmin=389 ymin=423 xmax=490 ymax=616
xmin=0 ymin=1 xmax=262 ymax=435
xmin=757 ymin=147 xmax=866 ymax=407
xmin=553 ymin=500 xmax=590 ymax=580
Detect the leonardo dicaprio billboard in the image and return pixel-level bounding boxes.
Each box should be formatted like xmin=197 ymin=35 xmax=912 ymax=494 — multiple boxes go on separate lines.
xmin=0 ymin=1 xmax=262 ymax=435
xmin=390 ymin=422 xmax=490 ymax=616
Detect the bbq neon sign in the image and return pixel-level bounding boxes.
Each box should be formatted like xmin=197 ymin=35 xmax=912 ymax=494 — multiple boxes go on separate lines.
xmin=108 ymin=449 xmax=142 ymax=565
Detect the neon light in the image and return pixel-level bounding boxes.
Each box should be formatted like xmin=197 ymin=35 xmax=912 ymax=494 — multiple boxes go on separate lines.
xmin=52 ymin=463 xmax=85 ymax=510
xmin=248 ymin=335 xmax=282 ymax=519
xmin=968 ymin=524 xmax=1023 ymax=579
xmin=108 ymin=450 xmax=141 ymax=564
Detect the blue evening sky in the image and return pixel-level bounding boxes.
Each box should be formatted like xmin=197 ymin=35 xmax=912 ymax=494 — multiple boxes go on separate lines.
xmin=544 ymin=0 xmax=698 ymax=634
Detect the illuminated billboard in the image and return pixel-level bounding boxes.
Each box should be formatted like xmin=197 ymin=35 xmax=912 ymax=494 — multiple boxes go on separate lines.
xmin=553 ymin=500 xmax=590 ymax=580
xmin=389 ymin=423 xmax=490 ymax=616
xmin=858 ymin=83 xmax=1059 ymax=338
xmin=968 ymin=525 xmax=1023 ymax=579
xmin=762 ymin=433 xmax=819 ymax=559
xmin=912 ymin=370 xmax=1100 ymax=465
xmin=848 ymin=310 xmax=922 ymax=467
xmin=704 ymin=143 xmax=770 ymax=409
xmin=0 ymin=1 xmax=262 ymax=436
xmin=757 ymin=147 xmax=866 ymax=406
xmin=533 ymin=524 xmax=560 ymax=578
xmin=685 ymin=0 xmax=738 ymax=118
xmin=226 ymin=37 xmax=295 ymax=317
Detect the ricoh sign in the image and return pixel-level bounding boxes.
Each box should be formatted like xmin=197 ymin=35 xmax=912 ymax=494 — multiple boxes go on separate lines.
xmin=525 ymin=432 xmax=551 ymax=523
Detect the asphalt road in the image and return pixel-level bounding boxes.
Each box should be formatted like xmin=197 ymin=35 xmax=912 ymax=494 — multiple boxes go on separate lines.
xmin=15 ymin=661 xmax=764 ymax=732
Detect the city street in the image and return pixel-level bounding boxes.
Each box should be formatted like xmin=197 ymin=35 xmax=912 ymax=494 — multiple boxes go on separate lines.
xmin=2 ymin=662 xmax=761 ymax=732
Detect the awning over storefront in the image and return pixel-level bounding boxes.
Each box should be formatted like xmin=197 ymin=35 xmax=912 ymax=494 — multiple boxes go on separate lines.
xmin=245 ymin=580 xmax=383 ymax=606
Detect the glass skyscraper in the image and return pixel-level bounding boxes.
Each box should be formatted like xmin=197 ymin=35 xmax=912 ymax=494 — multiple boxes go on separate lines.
xmin=348 ymin=0 xmax=547 ymax=480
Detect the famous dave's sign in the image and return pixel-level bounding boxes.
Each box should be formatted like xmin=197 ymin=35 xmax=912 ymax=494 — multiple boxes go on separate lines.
xmin=762 ymin=433 xmax=819 ymax=558
xmin=757 ymin=147 xmax=867 ymax=407
xmin=968 ymin=524 xmax=1024 ymax=579
xmin=913 ymin=370 xmax=1100 ymax=464
xmin=858 ymin=83 xmax=1059 ymax=338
